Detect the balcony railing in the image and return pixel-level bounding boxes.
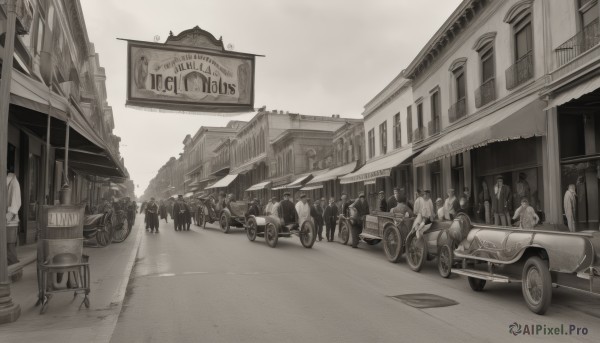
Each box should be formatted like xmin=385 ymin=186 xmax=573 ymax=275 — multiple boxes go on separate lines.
xmin=505 ymin=52 xmax=534 ymax=90
xmin=475 ymin=79 xmax=496 ymax=108
xmin=427 ymin=118 xmax=440 ymax=136
xmin=448 ymin=97 xmax=466 ymax=123
xmin=555 ymin=19 xmax=600 ymax=68
xmin=413 ymin=127 xmax=424 ymax=142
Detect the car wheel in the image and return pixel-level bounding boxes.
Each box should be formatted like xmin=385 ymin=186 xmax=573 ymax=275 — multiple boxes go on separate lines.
xmin=246 ymin=217 xmax=258 ymax=242
xmin=265 ymin=222 xmax=278 ymax=248
xmin=220 ymin=211 xmax=230 ymax=233
xmin=112 ymin=218 xmax=129 ymax=243
xmin=383 ymin=225 xmax=402 ymax=263
xmin=300 ymin=221 xmax=317 ymax=248
xmin=468 ymin=277 xmax=486 ymax=292
xmin=406 ymin=233 xmax=426 ymax=272
xmin=522 ymin=256 xmax=552 ymax=315
xmin=437 ymin=245 xmax=453 ymax=278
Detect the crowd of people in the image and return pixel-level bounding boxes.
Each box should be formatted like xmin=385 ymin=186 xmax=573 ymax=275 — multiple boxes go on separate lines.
xmin=137 ymin=175 xmax=544 ymax=240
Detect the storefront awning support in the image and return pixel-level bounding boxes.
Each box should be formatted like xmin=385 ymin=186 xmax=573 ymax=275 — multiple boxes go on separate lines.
xmin=0 ymin=0 xmax=22 ymax=324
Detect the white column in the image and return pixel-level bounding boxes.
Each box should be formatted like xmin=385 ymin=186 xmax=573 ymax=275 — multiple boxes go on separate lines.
xmin=543 ymin=107 xmax=562 ymax=225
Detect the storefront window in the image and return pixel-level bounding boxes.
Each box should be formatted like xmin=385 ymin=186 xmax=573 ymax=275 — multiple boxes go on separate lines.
xmin=561 ymin=160 xmax=599 ymax=230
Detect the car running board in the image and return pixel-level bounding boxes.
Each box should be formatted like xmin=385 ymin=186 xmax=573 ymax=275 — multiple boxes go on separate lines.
xmin=452 ymin=268 xmax=521 ymax=283
xmin=359 ymin=233 xmax=381 ymax=240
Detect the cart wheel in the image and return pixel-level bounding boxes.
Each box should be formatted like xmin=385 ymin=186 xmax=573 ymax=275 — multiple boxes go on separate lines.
xmin=112 ymin=218 xmax=129 ymax=243
xmin=406 ymin=233 xmax=426 ymax=272
xmin=220 ymin=211 xmax=231 ymax=233
xmin=246 ymin=217 xmax=258 ymax=242
xmin=96 ymin=214 xmax=113 ymax=247
xmin=300 ymin=221 xmax=317 ymax=248
xmin=383 ymin=225 xmax=402 ymax=263
xmin=437 ymin=245 xmax=453 ymax=278
xmin=339 ymin=220 xmax=350 ymax=245
xmin=522 ymin=256 xmax=552 ymax=314
xmin=468 ymin=277 xmax=486 ymax=291
xmin=265 ymin=222 xmax=278 ymax=248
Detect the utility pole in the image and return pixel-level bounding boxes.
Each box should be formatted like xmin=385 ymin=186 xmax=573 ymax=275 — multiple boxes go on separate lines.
xmin=0 ymin=0 xmax=22 ymax=324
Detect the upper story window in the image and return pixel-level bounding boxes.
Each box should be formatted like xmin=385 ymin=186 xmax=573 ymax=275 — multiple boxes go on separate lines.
xmin=504 ymin=1 xmax=534 ymax=90
xmin=34 ymin=0 xmax=47 ymax=55
xmin=474 ymin=33 xmax=496 ymax=108
xmin=429 ymin=89 xmax=441 ymax=135
xmin=406 ymin=106 xmax=413 ymax=143
xmin=579 ymin=0 xmax=599 ymax=27
xmin=393 ymin=113 xmax=402 ymax=149
xmin=448 ymin=58 xmax=467 ymax=123
xmin=367 ymin=129 xmax=375 ymax=159
xmin=379 ymin=121 xmax=387 ymax=155
xmin=416 ymin=102 xmax=424 ymax=129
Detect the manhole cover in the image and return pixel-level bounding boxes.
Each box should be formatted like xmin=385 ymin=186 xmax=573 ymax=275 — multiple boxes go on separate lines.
xmin=390 ymin=293 xmax=459 ymax=309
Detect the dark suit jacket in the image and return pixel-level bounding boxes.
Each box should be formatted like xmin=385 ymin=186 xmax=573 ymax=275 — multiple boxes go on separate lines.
xmin=323 ymin=204 xmax=339 ymax=225
xmin=313 ymin=205 xmax=324 ymax=226
xmin=379 ymin=198 xmax=388 ymax=212
xmin=278 ymin=199 xmax=298 ymax=224
xmin=491 ymin=185 xmax=511 ymax=213
xmin=351 ymin=199 xmax=370 ymax=217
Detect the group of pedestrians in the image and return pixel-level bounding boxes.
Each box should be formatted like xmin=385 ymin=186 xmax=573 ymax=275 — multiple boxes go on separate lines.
xmin=140 ymin=195 xmax=196 ymax=233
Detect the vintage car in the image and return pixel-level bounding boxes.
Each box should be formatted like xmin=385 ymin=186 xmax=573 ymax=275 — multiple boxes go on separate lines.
xmin=245 ymin=215 xmax=317 ymax=249
xmin=451 ymin=224 xmax=600 ymax=314
xmin=195 ymin=197 xmax=247 ymax=233
xmin=338 ymin=207 xmax=383 ymax=247
xmin=405 ymin=213 xmax=472 ymax=278
xmin=345 ymin=210 xmax=412 ymax=262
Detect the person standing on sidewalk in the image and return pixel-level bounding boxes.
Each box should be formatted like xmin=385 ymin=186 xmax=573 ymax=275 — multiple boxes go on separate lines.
xmin=378 ymin=191 xmax=388 ymax=212
xmin=146 ymin=198 xmax=160 ymax=233
xmin=6 ymin=168 xmax=21 ymax=265
xmin=564 ymin=184 xmax=577 ymax=232
xmin=159 ymin=200 xmax=168 ymax=223
xmin=173 ymin=195 xmax=190 ymax=231
xmin=492 ymin=175 xmax=511 ymax=226
xmin=295 ymin=194 xmax=312 ymax=228
xmin=324 ymin=197 xmax=338 ymax=242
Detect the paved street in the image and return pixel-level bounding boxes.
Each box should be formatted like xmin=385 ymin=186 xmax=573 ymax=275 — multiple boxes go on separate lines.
xmin=111 ymin=219 xmax=600 ymax=343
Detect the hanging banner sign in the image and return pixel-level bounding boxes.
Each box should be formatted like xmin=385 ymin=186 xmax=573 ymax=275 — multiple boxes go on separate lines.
xmin=125 ymin=40 xmax=256 ymax=113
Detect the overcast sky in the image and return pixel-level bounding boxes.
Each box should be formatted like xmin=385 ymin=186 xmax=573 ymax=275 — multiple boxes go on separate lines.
xmin=80 ymin=0 xmax=463 ymax=197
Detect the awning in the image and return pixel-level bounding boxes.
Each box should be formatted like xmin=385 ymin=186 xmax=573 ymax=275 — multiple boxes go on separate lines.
xmin=285 ymin=173 xmax=314 ymax=189
xmin=230 ymin=153 xmax=267 ymax=174
xmin=246 ymin=180 xmax=271 ymax=192
xmin=304 ymin=161 xmax=357 ymax=186
xmin=205 ymin=174 xmax=238 ymax=189
xmin=340 ymin=148 xmax=414 ymax=184
xmin=299 ymin=184 xmax=323 ymax=191
xmin=414 ymin=98 xmax=546 ymax=165
xmin=546 ymin=75 xmax=600 ymax=110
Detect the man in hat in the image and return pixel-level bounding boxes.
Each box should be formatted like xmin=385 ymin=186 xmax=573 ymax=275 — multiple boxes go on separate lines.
xmin=278 ymin=192 xmax=298 ymax=226
xmin=312 ymin=198 xmax=324 ymax=241
xmin=378 ymin=191 xmax=388 ymax=212
xmin=146 ymin=197 xmax=160 ymax=233
xmin=295 ymin=193 xmax=312 ymax=226
xmin=387 ymin=187 xmax=412 ymax=211
xmin=324 ymin=197 xmax=339 ymax=242
xmin=246 ymin=198 xmax=261 ymax=217
xmin=173 ymin=195 xmax=190 ymax=231
xmin=269 ymin=197 xmax=280 ymax=220
xmin=349 ymin=192 xmax=370 ymax=248
xmin=492 ymin=175 xmax=511 ymax=226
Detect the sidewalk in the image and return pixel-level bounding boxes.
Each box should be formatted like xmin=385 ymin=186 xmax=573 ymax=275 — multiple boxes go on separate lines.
xmin=0 ymin=216 xmax=144 ymax=343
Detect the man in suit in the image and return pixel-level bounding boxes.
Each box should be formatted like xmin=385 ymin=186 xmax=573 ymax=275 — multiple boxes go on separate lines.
xmin=312 ymin=198 xmax=325 ymax=241
xmin=146 ymin=198 xmax=160 ymax=233
xmin=349 ymin=192 xmax=370 ymax=248
xmin=278 ymin=192 xmax=298 ymax=227
xmin=323 ymin=197 xmax=339 ymax=242
xmin=173 ymin=195 xmax=190 ymax=231
xmin=491 ymin=175 xmax=511 ymax=226
xmin=378 ymin=191 xmax=388 ymax=212
xmin=246 ymin=198 xmax=261 ymax=218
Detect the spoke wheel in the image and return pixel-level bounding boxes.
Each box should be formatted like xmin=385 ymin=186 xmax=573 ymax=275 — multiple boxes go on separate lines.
xmin=383 ymin=225 xmax=402 ymax=263
xmin=437 ymin=245 xmax=453 ymax=278
xmin=406 ymin=233 xmax=426 ymax=272
xmin=522 ymin=256 xmax=552 ymax=314
xmin=300 ymin=221 xmax=317 ymax=248
xmin=246 ymin=217 xmax=258 ymax=241
xmin=339 ymin=220 xmax=350 ymax=245
xmin=220 ymin=211 xmax=231 ymax=233
xmin=96 ymin=214 xmax=113 ymax=247
xmin=265 ymin=223 xmax=278 ymax=248
xmin=112 ymin=220 xmax=129 ymax=243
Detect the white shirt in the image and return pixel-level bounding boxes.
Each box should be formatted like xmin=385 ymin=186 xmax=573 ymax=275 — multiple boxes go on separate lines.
xmin=265 ymin=202 xmax=274 ymax=215
xmin=295 ymin=200 xmax=312 ymax=224
xmin=6 ymin=173 xmax=21 ymax=225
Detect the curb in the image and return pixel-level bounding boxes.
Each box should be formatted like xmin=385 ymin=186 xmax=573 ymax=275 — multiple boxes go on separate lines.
xmin=99 ymin=219 xmax=145 ymax=342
